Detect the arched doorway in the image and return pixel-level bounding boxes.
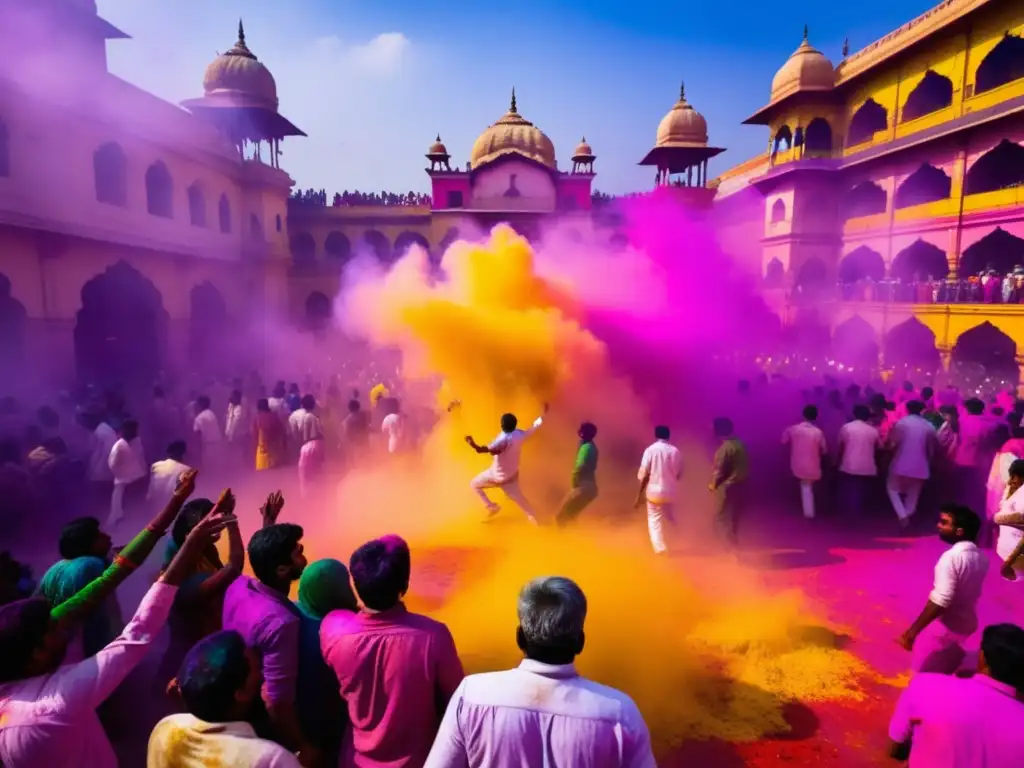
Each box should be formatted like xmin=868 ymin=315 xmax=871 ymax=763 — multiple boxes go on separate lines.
xmin=324 ymin=231 xmax=351 ymax=262
xmin=847 ymin=99 xmax=888 ymax=147
xmin=833 ymin=315 xmax=879 ymax=369
xmin=901 ymin=70 xmax=953 ymax=122
xmin=884 ymin=318 xmax=940 ymax=371
xmin=393 ymin=230 xmax=431 ymax=260
xmin=290 ymin=232 xmax=316 ymax=265
xmin=305 ymin=291 xmax=332 ymax=331
xmin=189 ymin=282 xmax=229 ymax=374
xmin=951 ymin=322 xmax=1018 ymax=386
xmin=975 ymin=33 xmax=1024 ymax=95
xmin=362 ymin=231 xmax=390 ymax=262
xmin=0 ymin=274 xmax=26 ymax=370
xmin=804 ymin=117 xmax=832 ymax=155
xmin=93 ymin=142 xmax=127 ymax=206
xmin=74 ymin=262 xmax=167 ymax=387
xmin=839 ymin=246 xmax=885 ymax=283
xmin=964 ymin=139 xmax=1024 ymax=196
xmin=959 ymin=228 xmax=1024 ymax=276
xmin=891 ymin=239 xmax=948 ymax=281
xmin=764 ymin=258 xmax=785 ymax=287
xmin=772 ymin=125 xmax=793 ymax=155
xmin=794 ymin=257 xmax=827 ymax=295
xmin=894 ymin=164 xmax=952 ymax=209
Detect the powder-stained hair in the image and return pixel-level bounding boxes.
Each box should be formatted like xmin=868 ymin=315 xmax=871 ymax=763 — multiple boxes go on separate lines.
xmin=517 ymin=576 xmax=587 ymax=651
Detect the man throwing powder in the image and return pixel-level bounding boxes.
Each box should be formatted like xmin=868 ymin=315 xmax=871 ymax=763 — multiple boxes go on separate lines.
xmin=466 ymin=405 xmax=548 ymax=524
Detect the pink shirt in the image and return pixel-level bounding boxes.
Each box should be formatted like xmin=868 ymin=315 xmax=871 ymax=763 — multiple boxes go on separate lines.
xmin=888 ymin=673 xmax=1024 ymax=766
xmin=321 ymin=603 xmax=464 ymax=767
xmin=222 ymin=575 xmax=301 ymax=706
xmin=424 ymin=659 xmax=656 ymax=768
xmin=781 ymin=421 xmax=826 ymax=481
xmin=0 ymin=581 xmax=176 ymax=768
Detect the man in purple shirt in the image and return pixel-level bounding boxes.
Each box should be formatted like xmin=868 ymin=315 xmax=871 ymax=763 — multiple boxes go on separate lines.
xmin=888 ymin=622 xmax=1024 ymax=765
xmin=222 ymin=522 xmax=314 ymax=765
xmin=321 ymin=534 xmax=464 ymax=767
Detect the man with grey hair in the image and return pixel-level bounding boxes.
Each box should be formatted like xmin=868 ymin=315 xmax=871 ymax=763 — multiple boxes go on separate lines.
xmin=424 ymin=576 xmax=656 ymax=767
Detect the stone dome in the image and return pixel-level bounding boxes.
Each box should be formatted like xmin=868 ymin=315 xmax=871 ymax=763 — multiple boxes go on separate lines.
xmin=202 ymin=21 xmax=279 ymax=110
xmin=427 ymin=135 xmax=449 ymax=156
xmin=770 ymin=28 xmax=834 ymax=102
xmin=573 ymin=137 xmax=594 ymax=158
xmin=655 ymin=83 xmax=708 ymax=147
xmin=469 ymin=89 xmax=556 ymax=170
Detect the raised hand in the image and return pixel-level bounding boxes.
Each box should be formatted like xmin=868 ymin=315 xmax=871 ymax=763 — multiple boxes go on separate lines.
xmin=212 ymin=488 xmax=237 ymax=517
xmin=174 ymin=468 xmax=198 ymax=498
xmin=261 ymin=490 xmax=285 ymax=526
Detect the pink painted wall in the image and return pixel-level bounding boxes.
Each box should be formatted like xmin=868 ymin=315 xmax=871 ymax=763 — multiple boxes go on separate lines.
xmin=472 ymin=161 xmax=556 ymax=205
xmin=555 ymin=175 xmax=593 ymax=210
xmin=430 ymin=176 xmax=471 ymax=210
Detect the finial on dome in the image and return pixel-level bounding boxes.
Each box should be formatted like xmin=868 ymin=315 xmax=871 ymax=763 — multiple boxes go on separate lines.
xmin=436 ymin=133 xmax=442 ymax=142
xmin=581 ymin=135 xmax=587 ymax=142
xmin=680 ymin=81 xmax=685 ymax=101
xmin=510 ymin=87 xmax=517 ymax=113
xmin=842 ymin=38 xmax=850 ymax=58
xmin=803 ymin=24 xmax=809 ymax=41
xmin=238 ymin=19 xmax=246 ymax=45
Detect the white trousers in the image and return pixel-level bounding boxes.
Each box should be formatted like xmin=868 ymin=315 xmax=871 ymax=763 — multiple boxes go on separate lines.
xmin=887 ymin=474 xmax=924 ymax=521
xmin=646 ymin=500 xmax=674 ymax=554
xmin=799 ymin=480 xmax=815 ymax=519
xmin=471 ymin=470 xmax=536 ymax=518
xmin=108 ymin=483 xmax=127 ymax=527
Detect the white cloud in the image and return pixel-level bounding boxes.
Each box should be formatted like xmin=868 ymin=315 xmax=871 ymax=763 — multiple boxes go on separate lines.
xmin=345 ymin=33 xmax=410 ymax=75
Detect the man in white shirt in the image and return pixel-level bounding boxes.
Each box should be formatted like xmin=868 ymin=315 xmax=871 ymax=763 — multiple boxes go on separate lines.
xmin=781 ymin=405 xmax=827 ymax=520
xmin=836 ymin=404 xmax=882 ymax=518
xmin=224 ymin=389 xmax=249 ymax=468
xmin=898 ymin=503 xmax=989 ymax=675
xmin=635 ymin=425 xmax=683 ymax=554
xmin=147 ymin=440 xmax=192 ymax=512
xmin=887 ymin=400 xmax=937 ymax=529
xmin=380 ymin=397 xmax=404 ymax=455
xmin=192 ymin=395 xmax=224 ymax=473
xmin=425 ymin=576 xmax=656 ymax=768
xmin=465 ymin=408 xmax=546 ymax=523
xmin=77 ymin=410 xmax=117 ymax=516
xmin=149 ymin=629 xmax=302 ymax=768
xmin=107 ymin=419 xmax=147 ymax=527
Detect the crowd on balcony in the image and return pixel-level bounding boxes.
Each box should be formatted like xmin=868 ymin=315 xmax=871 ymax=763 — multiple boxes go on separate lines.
xmin=837 ymin=267 xmax=1024 ymax=304
xmin=289 ymin=189 xmax=432 ymax=208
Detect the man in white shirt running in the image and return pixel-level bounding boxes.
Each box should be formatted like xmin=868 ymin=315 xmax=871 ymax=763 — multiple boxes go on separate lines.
xmin=147 ymin=440 xmax=192 ymax=512
xmin=781 ymin=405 xmax=827 ymax=520
xmin=836 ymin=404 xmax=882 ymax=518
xmin=465 ymin=406 xmax=547 ymax=523
xmin=897 ymin=503 xmax=989 ymax=675
xmin=635 ymin=425 xmax=683 ymax=554
xmin=107 ymin=419 xmax=148 ymax=527
xmin=887 ymin=400 xmax=937 ymax=529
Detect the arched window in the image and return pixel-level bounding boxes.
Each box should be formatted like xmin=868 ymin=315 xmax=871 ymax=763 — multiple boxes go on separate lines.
xmin=839 ymin=246 xmax=886 ymax=283
xmin=959 ymin=227 xmax=1024 ymax=277
xmin=145 ymin=161 xmax=173 ymax=218
xmin=846 ymin=99 xmax=888 ymax=147
xmin=764 ymin=258 xmax=785 ymax=286
xmin=894 ymin=164 xmax=952 ymax=209
xmin=772 ymin=125 xmax=793 ymax=154
xmin=0 ymin=118 xmax=9 ymax=177
xmin=187 ymin=183 xmax=206 ymax=227
xmin=324 ymin=231 xmax=351 ymax=261
xmin=975 ymin=33 xmax=1024 ymax=95
xmin=842 ymin=181 xmax=887 ymax=220
xmin=218 ymin=194 xmax=231 ymax=233
xmin=901 ymin=70 xmax=953 ymax=123
xmin=770 ymin=199 xmax=787 ymax=223
xmin=891 ymin=239 xmax=948 ymax=281
xmin=363 ymin=231 xmax=391 ymax=262
xmin=804 ymin=118 xmax=832 ymax=155
xmin=964 ymin=139 xmax=1024 ymax=196
xmin=393 ymin=230 xmax=431 ymax=258
xmin=93 ymin=142 xmax=128 ymax=207
xmin=250 ymin=214 xmax=263 ymax=240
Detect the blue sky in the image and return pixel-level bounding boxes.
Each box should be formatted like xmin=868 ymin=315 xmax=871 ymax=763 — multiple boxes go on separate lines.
xmin=99 ymin=0 xmax=938 ymax=195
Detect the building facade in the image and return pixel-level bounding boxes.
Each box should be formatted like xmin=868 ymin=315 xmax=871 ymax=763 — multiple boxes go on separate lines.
xmin=712 ymin=0 xmax=1024 ymax=377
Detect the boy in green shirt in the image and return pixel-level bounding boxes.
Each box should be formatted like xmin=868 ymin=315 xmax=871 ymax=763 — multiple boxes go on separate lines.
xmin=555 ymin=422 xmax=599 ymax=526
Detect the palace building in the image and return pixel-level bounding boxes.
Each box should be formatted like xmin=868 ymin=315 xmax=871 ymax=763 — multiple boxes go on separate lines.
xmin=711 ymin=0 xmax=1024 ymax=378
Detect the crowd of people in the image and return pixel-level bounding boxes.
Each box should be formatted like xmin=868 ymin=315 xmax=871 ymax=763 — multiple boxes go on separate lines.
xmin=835 ymin=266 xmax=1024 ymax=303
xmin=1 ymin=362 xmax=1024 ymax=766
xmin=289 ymin=190 xmax=433 ymax=208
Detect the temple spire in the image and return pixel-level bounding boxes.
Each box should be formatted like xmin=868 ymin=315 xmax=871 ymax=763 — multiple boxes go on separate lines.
xmin=238 ymin=19 xmax=246 ymax=45
xmin=680 ymin=81 xmax=685 ymax=101
xmin=510 ymin=87 xmax=517 ymax=113
xmin=842 ymin=38 xmax=850 ymax=58
xmin=803 ymin=24 xmax=809 ymax=41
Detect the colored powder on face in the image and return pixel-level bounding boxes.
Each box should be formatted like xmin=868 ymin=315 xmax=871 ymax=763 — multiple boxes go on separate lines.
xmin=332 ymin=225 xmax=874 ymax=754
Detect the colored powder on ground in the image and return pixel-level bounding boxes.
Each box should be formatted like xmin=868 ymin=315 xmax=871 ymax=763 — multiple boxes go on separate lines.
xmin=336 ymin=225 xmax=873 ymax=753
